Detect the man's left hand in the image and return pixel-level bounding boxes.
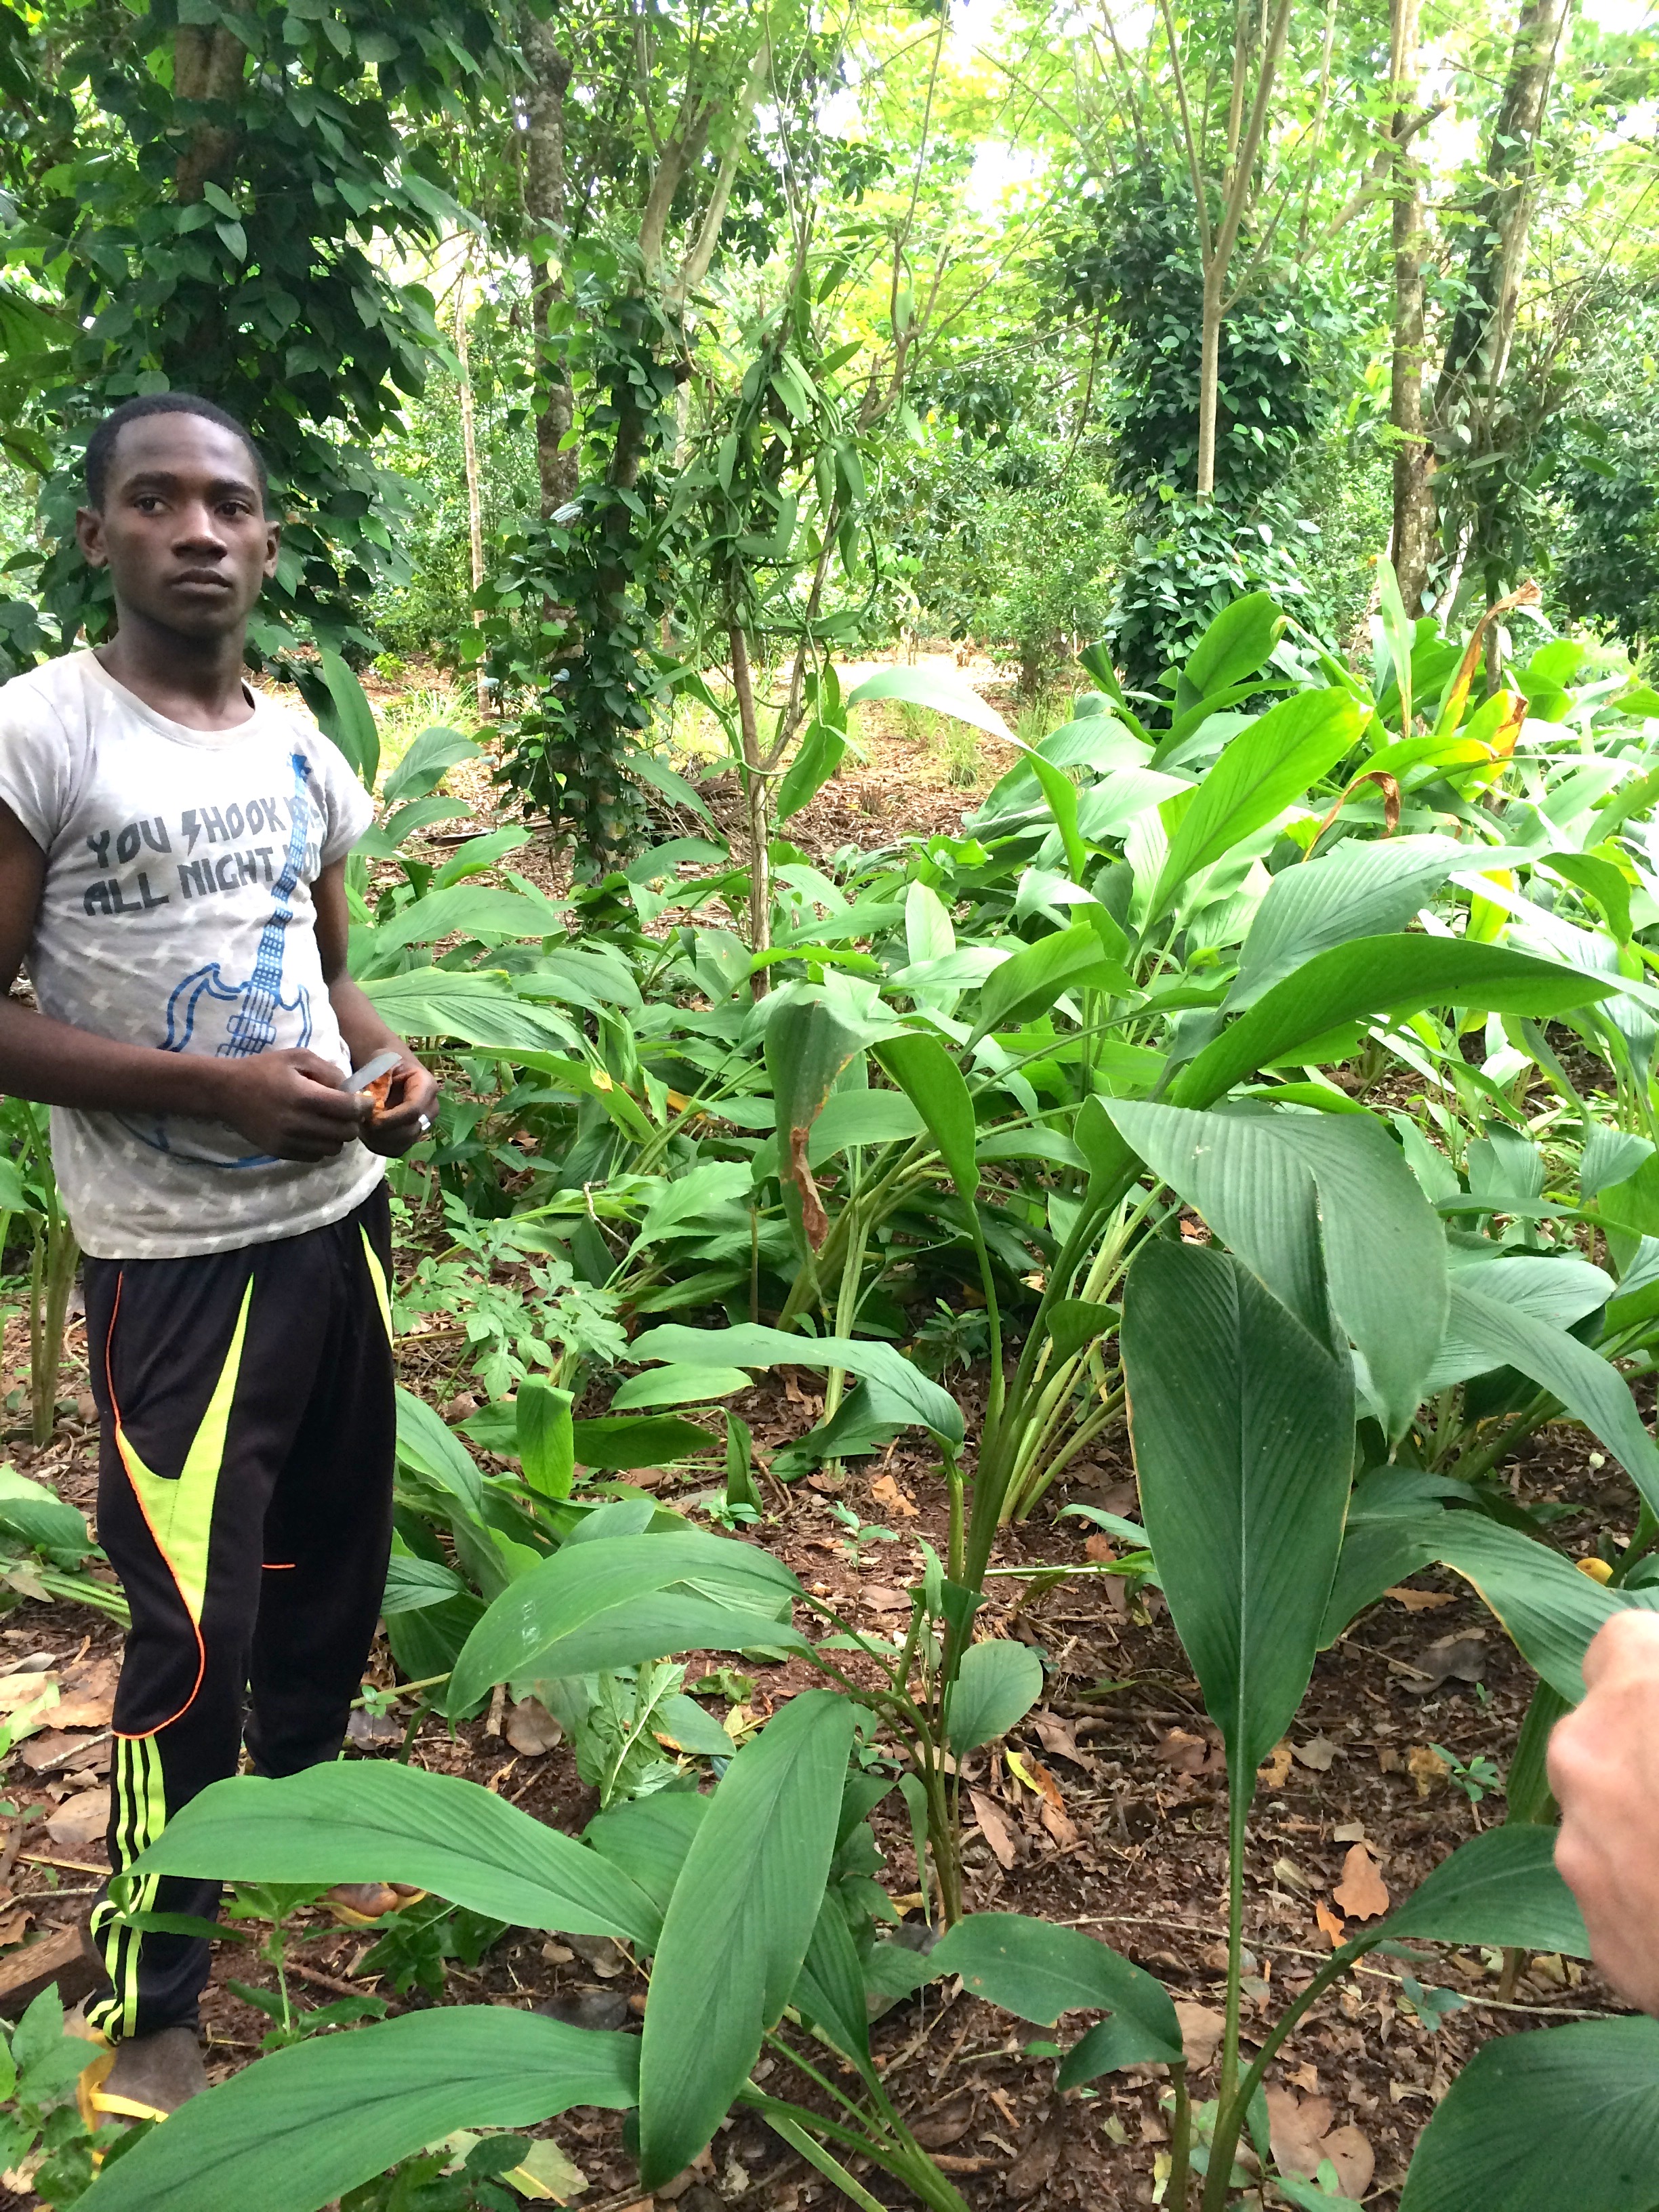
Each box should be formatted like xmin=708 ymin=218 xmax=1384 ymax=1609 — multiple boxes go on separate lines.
xmin=361 ymin=1052 xmax=439 ymax=1158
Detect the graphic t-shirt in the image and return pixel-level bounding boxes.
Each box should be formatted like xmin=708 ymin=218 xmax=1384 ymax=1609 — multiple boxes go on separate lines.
xmin=0 ymin=650 xmax=382 ymax=1259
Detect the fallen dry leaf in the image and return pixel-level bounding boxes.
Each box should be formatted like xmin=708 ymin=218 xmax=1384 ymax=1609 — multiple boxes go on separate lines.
xmin=1266 ymin=2087 xmax=1335 ymax=2179
xmin=1407 ymin=1744 xmax=1448 ymax=1797
xmin=1399 ymin=1632 xmax=1488 ymax=1694
xmin=1273 ymin=1856 xmax=1319 ymax=1896
xmin=1333 ymin=1843 xmax=1390 ymax=1920
xmin=1292 ymin=1734 xmax=1338 ymax=1772
xmin=1315 ymin=1900 xmax=1347 ymax=1948
xmin=1385 ymin=1585 xmax=1458 ymax=1612
xmin=1155 ymin=1727 xmax=1225 ymax=1777
xmin=1040 ymin=1797 xmax=1079 ymax=1849
xmin=1004 ymin=2114 xmax=1065 ymax=2201
xmin=505 ymin=1698 xmax=562 ymax=1757
xmin=1257 ymin=1741 xmax=1294 ymax=1788
xmin=1084 ymin=1534 xmax=1115 ymax=1564
xmin=52 ymin=1684 xmax=115 ymax=1731
xmin=1175 ymin=2001 xmax=1227 ymax=2070
xmin=869 ymin=1473 xmax=918 ymax=1520
xmin=1286 ymin=2063 xmax=1322 ymax=2095
xmin=1031 ymin=1711 xmax=1090 ymax=1767
xmin=861 ymin=1583 xmax=913 ymax=1614
xmin=1322 ymin=2123 xmax=1375 ymax=2198
xmin=0 ymin=1673 xmax=53 ymax=1712
xmin=968 ymin=1788 xmax=1019 ymax=1870
xmin=45 ymin=1788 xmax=109 ymax=1848
xmin=910 ymin=2096 xmax=975 ymax=2150
xmin=18 ymin=1729 xmax=108 ymax=1775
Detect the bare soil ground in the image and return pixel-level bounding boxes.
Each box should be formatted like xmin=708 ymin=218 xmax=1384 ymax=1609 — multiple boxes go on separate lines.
xmin=0 ymin=679 xmax=1635 ymax=2210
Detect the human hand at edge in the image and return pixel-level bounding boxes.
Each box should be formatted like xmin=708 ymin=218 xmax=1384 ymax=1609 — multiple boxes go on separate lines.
xmin=210 ymin=1048 xmax=370 ymax=1162
xmin=1549 ymin=1609 xmax=1659 ymax=2017
xmin=359 ymin=1051 xmax=439 ymax=1159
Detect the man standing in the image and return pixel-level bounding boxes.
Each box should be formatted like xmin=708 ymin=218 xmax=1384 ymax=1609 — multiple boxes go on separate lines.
xmin=0 ymin=393 xmax=436 ymax=2112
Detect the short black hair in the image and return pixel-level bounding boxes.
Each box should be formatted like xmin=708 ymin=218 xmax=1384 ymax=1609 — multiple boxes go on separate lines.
xmin=84 ymin=394 xmax=269 ymax=511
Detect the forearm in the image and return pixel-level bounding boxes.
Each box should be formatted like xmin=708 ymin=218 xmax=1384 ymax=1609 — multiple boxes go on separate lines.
xmin=0 ymin=992 xmax=236 ymax=1120
xmin=327 ymin=975 xmax=408 ymax=1069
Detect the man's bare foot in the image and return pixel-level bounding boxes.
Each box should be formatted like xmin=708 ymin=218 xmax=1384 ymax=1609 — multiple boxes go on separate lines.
xmin=99 ymin=2025 xmax=209 ymax=2116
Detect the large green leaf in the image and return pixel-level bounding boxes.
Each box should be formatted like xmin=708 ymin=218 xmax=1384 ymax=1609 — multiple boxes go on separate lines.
xmin=382 ymin=723 xmax=483 ymax=806
xmin=394 ymin=1386 xmax=483 ymax=1516
xmin=808 ymin=1088 xmax=925 ymax=1162
xmin=1147 ymin=689 xmax=1364 ymax=924
xmin=1121 ymin=1231 xmax=1355 ymax=1797
xmin=1434 ymin=1279 xmax=1659 ymax=1513
xmin=361 ymin=968 xmax=579 ymax=1052
xmin=876 ymin=1032 xmax=979 ymax=1200
xmin=945 ymin=1640 xmax=1045 ymax=1754
xmin=128 ymin=1764 xmax=662 ymax=1949
xmin=928 ymin=1913 xmax=1181 ymax=2077
xmin=1172 ymin=938 xmax=1616 ymax=1107
xmin=1228 ymin=836 xmax=1465 ymax=1010
xmin=968 ymin=922 xmax=1128 ymax=1045
xmin=1109 ymin=1103 xmax=1448 ymax=1440
xmin=571 ymin=1414 xmax=716 ymax=1471
xmin=1180 ymin=591 xmax=1284 ymax=703
xmin=1399 ymin=2017 xmax=1659 ymax=2212
xmin=448 ymin=1532 xmax=806 ymax=1713
xmin=638 ymin=1692 xmax=855 ymax=2187
xmin=77 ymin=2009 xmax=638 ymax=2212
xmin=1427 ymin=1515 xmax=1659 ymax=1704
xmin=369 ymin=886 xmax=564 ymax=956
xmin=630 ymin=1323 xmax=963 ymax=1448
xmin=845 ymin=665 xmax=1012 ymax=740
xmin=1381 ymin=1826 xmax=1589 ymax=1957
xmin=312 ymin=649 xmax=380 ymax=791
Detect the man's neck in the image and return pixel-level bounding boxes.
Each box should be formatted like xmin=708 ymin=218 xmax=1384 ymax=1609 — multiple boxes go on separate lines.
xmin=96 ymin=611 xmax=255 ymax=731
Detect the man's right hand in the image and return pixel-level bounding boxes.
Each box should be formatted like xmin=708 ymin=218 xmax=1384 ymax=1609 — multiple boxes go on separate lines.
xmin=207 ymin=1050 xmax=371 ymax=1162
xmin=1549 ymin=1610 xmax=1659 ymax=2018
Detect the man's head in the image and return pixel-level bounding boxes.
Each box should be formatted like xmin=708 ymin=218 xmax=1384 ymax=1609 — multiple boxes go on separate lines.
xmin=77 ymin=396 xmax=279 ymax=644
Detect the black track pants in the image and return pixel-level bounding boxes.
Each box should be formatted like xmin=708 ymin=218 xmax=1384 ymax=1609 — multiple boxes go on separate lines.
xmin=82 ymin=1184 xmax=396 ymax=2042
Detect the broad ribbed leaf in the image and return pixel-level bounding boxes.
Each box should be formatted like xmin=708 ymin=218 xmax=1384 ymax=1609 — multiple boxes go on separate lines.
xmin=78 ymin=2009 xmax=637 ymax=2212
xmin=130 ymin=1765 xmax=661 ymax=1948
xmin=369 ymin=886 xmax=562 ymax=956
xmin=1429 ymin=1515 xmax=1659 ymax=1704
xmin=929 ymin=1914 xmax=1181 ymax=2066
xmin=808 ymin=1088 xmax=924 ymax=1161
xmin=1172 ymin=939 xmax=1616 ymax=1108
xmin=968 ymin=922 xmax=1126 ymax=1044
xmin=361 ymin=968 xmax=579 ymax=1052
xmin=1382 ymin=1826 xmax=1589 ymax=1956
xmin=638 ymin=1692 xmax=855 ymax=2187
xmin=945 ymin=1641 xmax=1044 ymax=1753
xmin=1147 ymin=689 xmax=1364 ymax=924
xmin=1109 ymin=1103 xmax=1448 ymax=1439
xmin=1399 ymin=2018 xmax=1659 ymax=2212
xmin=1435 ymin=1279 xmax=1659 ymax=1511
xmin=448 ymin=1533 xmax=804 ymax=1712
xmin=1122 ymin=1232 xmax=1354 ymax=1795
xmin=630 ymin=1324 xmax=963 ymax=1448
xmin=394 ymin=1386 xmax=483 ymax=1515
xmin=382 ymin=724 xmax=482 ymax=806
xmin=877 ymin=1032 xmax=979 ymax=1200
xmin=846 ymin=665 xmax=1012 ymax=740
xmin=1229 ymin=836 xmax=1465 ymax=1010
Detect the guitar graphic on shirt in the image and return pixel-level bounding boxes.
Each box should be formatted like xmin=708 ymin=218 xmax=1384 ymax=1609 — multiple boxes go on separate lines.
xmin=161 ymin=748 xmax=316 ymax=1063
xmin=118 ymin=751 xmax=319 ymax=1168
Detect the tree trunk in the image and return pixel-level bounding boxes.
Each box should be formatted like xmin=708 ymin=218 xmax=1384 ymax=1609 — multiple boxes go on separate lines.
xmin=1195 ymin=263 xmax=1225 ymax=499
xmin=1433 ymin=0 xmax=1570 ymax=403
xmin=454 ymin=262 xmax=489 ymax=716
xmin=174 ymin=16 xmax=249 ymax=204
xmin=1388 ymin=0 xmax=1435 ymax=614
xmin=729 ymin=623 xmax=771 ymax=989
xmin=522 ymin=18 xmax=577 ymax=518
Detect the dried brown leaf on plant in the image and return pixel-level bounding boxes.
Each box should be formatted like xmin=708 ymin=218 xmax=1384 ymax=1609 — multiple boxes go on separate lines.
xmin=968 ymin=1788 xmax=1019 ymax=1870
xmin=1333 ymin=1843 xmax=1390 ymax=1920
xmin=869 ymin=1473 xmax=918 ymax=1519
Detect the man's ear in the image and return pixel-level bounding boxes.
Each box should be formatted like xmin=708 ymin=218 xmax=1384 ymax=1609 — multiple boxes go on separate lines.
xmin=75 ymin=507 xmax=108 ymax=569
xmin=263 ymin=517 xmax=281 ymax=580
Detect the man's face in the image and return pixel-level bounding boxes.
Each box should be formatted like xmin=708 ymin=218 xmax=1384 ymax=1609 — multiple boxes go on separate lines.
xmin=76 ymin=413 xmax=279 ymax=642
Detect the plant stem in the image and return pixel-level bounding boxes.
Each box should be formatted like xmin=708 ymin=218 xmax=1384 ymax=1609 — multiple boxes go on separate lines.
xmin=1219 ymin=1786 xmax=1247 ymax=2116
xmin=1168 ymin=2060 xmax=1192 ymax=2210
